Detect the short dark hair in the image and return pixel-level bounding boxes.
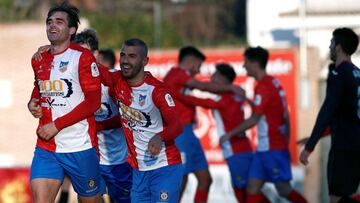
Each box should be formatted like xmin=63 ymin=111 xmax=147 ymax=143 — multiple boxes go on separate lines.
xmin=123 ymin=38 xmax=148 ymax=57
xmin=47 ymin=3 xmax=80 ymax=41
xmin=244 ymin=46 xmax=269 ymax=69
xmin=215 ymin=63 xmax=236 ymax=83
xmin=178 ymin=46 xmax=206 ymax=63
xmin=73 ymin=28 xmax=99 ymax=51
xmin=99 ymin=49 xmax=116 ymax=68
xmin=333 ymin=27 xmax=359 ymax=56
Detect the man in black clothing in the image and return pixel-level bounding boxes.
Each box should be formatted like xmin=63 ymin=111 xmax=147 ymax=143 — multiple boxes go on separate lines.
xmin=299 ymin=27 xmax=360 ymax=203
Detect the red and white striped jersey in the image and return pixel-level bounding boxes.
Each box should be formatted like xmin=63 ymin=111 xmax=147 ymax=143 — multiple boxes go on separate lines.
xmin=102 ymin=70 xmax=182 ymax=171
xmin=211 ymin=94 xmax=253 ymax=159
xmin=95 ymin=84 xmax=128 ymax=165
xmin=253 ymin=75 xmax=289 ymax=152
xmin=31 ymin=43 xmax=101 ymax=153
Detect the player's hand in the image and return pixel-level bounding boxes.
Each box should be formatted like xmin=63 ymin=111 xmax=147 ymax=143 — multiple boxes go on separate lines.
xmin=28 ymin=98 xmax=42 ymax=118
xmin=38 ymin=122 xmax=59 ymax=141
xmin=33 ymin=45 xmax=50 ymax=61
xmin=297 ymin=137 xmax=310 ymax=146
xmin=148 ymin=134 xmax=162 ymax=156
xmin=219 ymin=134 xmax=231 ymax=146
xmin=231 ymin=85 xmax=246 ymax=98
xmin=299 ymin=149 xmax=311 ymax=165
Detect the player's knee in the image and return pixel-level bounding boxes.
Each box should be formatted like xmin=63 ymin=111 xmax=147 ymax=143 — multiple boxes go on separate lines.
xmin=275 ymin=182 xmax=292 ymax=197
xmin=197 ymin=174 xmax=213 ymax=189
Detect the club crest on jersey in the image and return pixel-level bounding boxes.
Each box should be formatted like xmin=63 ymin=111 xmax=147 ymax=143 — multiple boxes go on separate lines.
xmin=91 ymin=62 xmax=100 ymax=77
xmin=139 ymin=94 xmax=146 ymax=106
xmin=165 ymin=93 xmax=175 ymax=107
xmin=59 ymin=61 xmax=68 ymax=73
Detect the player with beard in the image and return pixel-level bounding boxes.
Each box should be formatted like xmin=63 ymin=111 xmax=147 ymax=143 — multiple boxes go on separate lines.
xmin=300 ymin=28 xmax=360 ymax=203
xmin=98 ymin=38 xmax=183 ymax=203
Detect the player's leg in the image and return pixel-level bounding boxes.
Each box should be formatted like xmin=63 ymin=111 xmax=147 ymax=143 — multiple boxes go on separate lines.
xmin=30 ymin=147 xmax=64 ymax=203
xmin=226 ymin=153 xmax=253 ymax=203
xmin=262 ymin=150 xmax=307 ymax=203
xmin=58 ymin=175 xmax=71 ymax=203
xmin=246 ymin=151 xmax=269 ymax=203
xmin=101 ymin=163 xmax=132 ymax=203
xmin=131 ymin=169 xmax=151 ymax=203
xmin=193 ymin=169 xmax=212 ymax=203
xmin=150 ymin=164 xmax=183 ymax=203
xmin=179 ymin=174 xmax=188 ymax=201
xmin=328 ymin=148 xmax=360 ymax=203
xmin=58 ymin=148 xmax=102 ymax=203
xmin=175 ymin=124 xmax=211 ymax=202
xmin=185 ymin=125 xmax=212 ymax=203
xmin=31 ymin=178 xmax=62 ymax=203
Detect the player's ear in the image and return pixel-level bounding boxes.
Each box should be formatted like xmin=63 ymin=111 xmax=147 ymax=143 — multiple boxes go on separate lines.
xmin=142 ymin=56 xmax=149 ymax=67
xmin=69 ymin=27 xmax=76 ymax=36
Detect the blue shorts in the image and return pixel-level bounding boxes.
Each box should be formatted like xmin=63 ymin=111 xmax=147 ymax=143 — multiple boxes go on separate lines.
xmin=175 ymin=124 xmax=208 ymax=175
xmin=30 ymin=147 xmax=101 ymax=197
xmin=100 ymin=162 xmax=132 ymax=203
xmin=226 ymin=152 xmax=253 ymax=189
xmin=131 ymin=164 xmax=183 ymax=203
xmin=248 ymin=150 xmax=292 ymax=183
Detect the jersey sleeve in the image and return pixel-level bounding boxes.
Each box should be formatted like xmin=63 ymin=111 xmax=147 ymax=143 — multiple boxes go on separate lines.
xmin=176 ymin=92 xmax=224 ymax=109
xmin=78 ymin=52 xmax=101 ymax=93
xmin=305 ymin=68 xmax=345 ymax=151
xmin=152 ymin=86 xmax=182 ymax=141
xmin=54 ymin=90 xmax=101 ymax=131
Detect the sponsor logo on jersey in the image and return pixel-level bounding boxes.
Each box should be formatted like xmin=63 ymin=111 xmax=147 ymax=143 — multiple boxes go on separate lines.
xmin=139 ymin=94 xmax=146 ymax=107
xmin=59 ymin=61 xmax=68 ymax=73
xmin=38 ymin=79 xmax=73 ymax=98
xmin=165 ymin=93 xmax=175 ymax=107
xmin=95 ymin=102 xmax=113 ymax=119
xmin=160 ymin=191 xmax=169 ymax=201
xmin=91 ymin=62 xmax=100 ymax=77
xmin=332 ymin=70 xmax=338 ymax=76
xmin=118 ymin=102 xmax=152 ymax=131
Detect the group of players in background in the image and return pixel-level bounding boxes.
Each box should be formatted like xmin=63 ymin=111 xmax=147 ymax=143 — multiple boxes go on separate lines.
xmin=26 ymin=2 xmax=360 ymax=203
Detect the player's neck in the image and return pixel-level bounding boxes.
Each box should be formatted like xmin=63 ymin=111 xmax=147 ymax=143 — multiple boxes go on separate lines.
xmin=128 ymin=71 xmax=146 ymax=86
xmin=50 ymin=40 xmax=71 ymax=55
xmin=255 ymin=70 xmax=266 ymax=81
xmin=335 ymin=54 xmax=351 ymax=67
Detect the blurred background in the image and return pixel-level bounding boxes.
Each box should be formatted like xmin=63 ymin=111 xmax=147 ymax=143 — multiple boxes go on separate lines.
xmin=1 ymin=0 xmax=360 ymax=202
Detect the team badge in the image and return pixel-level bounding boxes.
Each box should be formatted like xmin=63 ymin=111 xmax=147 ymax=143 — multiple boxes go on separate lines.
xmin=139 ymin=94 xmax=146 ymax=106
xmin=165 ymin=93 xmax=175 ymax=107
xmin=91 ymin=62 xmax=99 ymax=77
xmin=160 ymin=191 xmax=169 ymax=201
xmin=59 ymin=61 xmax=68 ymax=73
xmin=88 ymin=179 xmax=96 ymax=189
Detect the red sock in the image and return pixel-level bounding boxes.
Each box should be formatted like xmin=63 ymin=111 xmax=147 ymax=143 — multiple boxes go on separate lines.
xmin=287 ymin=190 xmax=307 ymax=203
xmin=246 ymin=193 xmax=263 ymax=203
xmin=194 ymin=189 xmax=208 ymax=203
xmin=260 ymin=192 xmax=271 ymax=203
xmin=234 ymin=188 xmax=246 ymax=203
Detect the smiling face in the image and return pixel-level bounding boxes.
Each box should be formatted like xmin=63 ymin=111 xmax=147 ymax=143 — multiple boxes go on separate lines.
xmin=120 ymin=45 xmax=148 ymax=83
xmin=46 ymin=11 xmax=75 ymax=45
